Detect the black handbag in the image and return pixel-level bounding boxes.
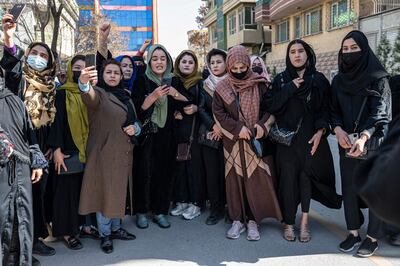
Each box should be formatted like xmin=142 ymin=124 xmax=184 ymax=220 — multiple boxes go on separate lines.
xmin=234 ymin=93 xmax=267 ymax=158
xmin=198 ymin=124 xmax=221 ymax=149
xmin=268 ymin=118 xmax=303 ymax=147
xmin=59 ymin=152 xmax=84 ymax=175
xmin=345 ymin=97 xmax=384 ymax=160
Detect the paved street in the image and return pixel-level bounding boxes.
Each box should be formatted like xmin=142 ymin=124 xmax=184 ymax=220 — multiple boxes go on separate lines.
xmin=39 ymin=138 xmax=400 ymax=266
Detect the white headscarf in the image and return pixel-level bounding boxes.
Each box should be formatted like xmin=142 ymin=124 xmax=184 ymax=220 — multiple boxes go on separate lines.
xmin=250 ymin=55 xmax=271 ymax=82
xmin=204 ymin=49 xmax=228 ymax=96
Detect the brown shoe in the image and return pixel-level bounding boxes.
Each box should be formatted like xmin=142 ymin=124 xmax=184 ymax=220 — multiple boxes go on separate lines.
xmin=283 ymin=224 xmax=296 ymax=242
xmin=299 ymin=225 xmax=311 ymax=243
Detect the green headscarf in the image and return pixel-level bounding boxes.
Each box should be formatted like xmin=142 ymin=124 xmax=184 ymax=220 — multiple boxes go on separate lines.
xmin=58 ymin=56 xmax=89 ymax=163
xmin=145 ymin=44 xmax=173 ymax=128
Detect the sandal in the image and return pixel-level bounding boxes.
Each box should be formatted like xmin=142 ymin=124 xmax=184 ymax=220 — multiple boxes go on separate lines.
xmin=299 ymin=225 xmax=311 ymax=243
xmin=63 ymin=236 xmax=83 ymax=250
xmin=283 ymin=224 xmax=296 ymax=242
xmin=79 ymin=226 xmax=100 ymax=240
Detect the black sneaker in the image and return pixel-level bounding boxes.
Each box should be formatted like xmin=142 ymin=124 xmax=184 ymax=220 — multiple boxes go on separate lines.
xmin=357 ymin=238 xmax=378 ymax=258
xmin=100 ymin=236 xmax=113 ymax=254
xmin=339 ymin=234 xmax=362 ymax=252
xmin=33 ymin=240 xmax=56 ymax=256
xmin=111 ymin=228 xmax=136 ymax=240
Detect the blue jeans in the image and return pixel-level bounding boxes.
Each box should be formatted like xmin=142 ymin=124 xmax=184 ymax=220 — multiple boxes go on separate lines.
xmin=96 ymin=212 xmax=121 ymax=237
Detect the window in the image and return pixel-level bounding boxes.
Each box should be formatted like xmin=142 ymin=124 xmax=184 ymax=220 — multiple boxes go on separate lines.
xmin=330 ymin=0 xmax=354 ymax=29
xmin=209 ymin=25 xmax=217 ymax=43
xmin=276 ymin=20 xmax=289 ymax=43
xmin=294 ymin=15 xmax=301 ymax=38
xmin=228 ymin=13 xmax=237 ymax=35
xmin=304 ymin=9 xmax=321 ymax=36
xmin=238 ymin=8 xmax=244 ymax=31
xmin=239 ymin=6 xmax=257 ymax=31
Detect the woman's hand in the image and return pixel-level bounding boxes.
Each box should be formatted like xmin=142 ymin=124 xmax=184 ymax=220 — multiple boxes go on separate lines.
xmin=254 ymin=124 xmax=264 ymax=139
xmin=334 ymin=126 xmax=352 ymax=149
xmin=292 ymin=77 xmax=305 ymax=88
xmin=151 ymin=85 xmax=169 ymax=100
xmin=123 ymin=125 xmax=136 ymax=136
xmin=239 ymin=126 xmax=251 ymax=140
xmin=44 ymin=148 xmax=53 ymax=161
xmin=174 ymin=111 xmax=183 ymax=120
xmin=2 ymin=14 xmax=16 ymax=47
xmin=347 ymin=134 xmax=368 ymax=158
xmin=212 ymin=124 xmax=223 ymax=138
xmin=53 ymin=148 xmax=67 ymax=175
xmin=99 ymin=22 xmax=111 ymax=42
xmin=139 ymin=39 xmax=152 ymax=53
xmin=80 ymin=66 xmax=98 ymax=86
xmin=308 ymin=129 xmax=324 ymax=156
xmin=31 ymin=169 xmax=43 ymax=184
xmin=183 ymin=104 xmax=198 ymax=115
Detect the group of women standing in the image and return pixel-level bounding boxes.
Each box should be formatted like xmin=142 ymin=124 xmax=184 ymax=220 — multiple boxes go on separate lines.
xmin=0 ymin=9 xmax=396 ymax=264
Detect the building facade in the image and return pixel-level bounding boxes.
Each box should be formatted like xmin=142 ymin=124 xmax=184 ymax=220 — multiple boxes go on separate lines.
xmin=204 ymin=0 xmax=271 ymax=55
xmin=255 ymin=0 xmax=400 ymax=79
xmin=0 ymin=0 xmax=79 ymax=58
xmin=77 ymin=0 xmax=158 ymax=56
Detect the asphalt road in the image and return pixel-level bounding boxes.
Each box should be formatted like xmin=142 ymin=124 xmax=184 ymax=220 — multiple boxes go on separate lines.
xmin=38 ymin=138 xmax=400 ymax=266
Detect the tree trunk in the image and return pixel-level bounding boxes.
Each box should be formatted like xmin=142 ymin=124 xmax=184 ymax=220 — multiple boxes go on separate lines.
xmin=40 ymin=27 xmax=46 ymax=43
xmin=50 ymin=0 xmax=64 ymax=52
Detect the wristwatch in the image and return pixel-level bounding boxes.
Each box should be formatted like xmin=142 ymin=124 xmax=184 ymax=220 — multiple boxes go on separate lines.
xmin=174 ymin=92 xmax=179 ymax=98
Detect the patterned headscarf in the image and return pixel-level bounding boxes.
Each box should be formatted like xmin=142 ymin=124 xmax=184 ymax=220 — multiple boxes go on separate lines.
xmin=215 ymin=45 xmax=268 ymax=128
xmin=23 ymin=42 xmax=57 ymax=128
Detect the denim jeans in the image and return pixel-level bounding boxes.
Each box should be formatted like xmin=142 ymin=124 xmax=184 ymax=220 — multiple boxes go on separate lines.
xmin=96 ymin=212 xmax=121 ymax=237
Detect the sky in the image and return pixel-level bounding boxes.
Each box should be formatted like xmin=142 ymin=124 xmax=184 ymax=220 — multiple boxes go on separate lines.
xmin=157 ymin=0 xmax=203 ymax=58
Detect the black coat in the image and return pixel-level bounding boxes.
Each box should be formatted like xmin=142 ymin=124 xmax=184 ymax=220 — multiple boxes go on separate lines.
xmin=171 ymin=77 xmax=201 ymax=143
xmin=330 ymin=76 xmax=392 ymax=137
xmin=0 ymin=86 xmax=47 ymax=265
xmin=355 ymin=117 xmax=400 ymax=227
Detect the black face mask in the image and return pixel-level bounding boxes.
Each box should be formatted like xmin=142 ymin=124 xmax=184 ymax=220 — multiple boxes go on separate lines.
xmin=252 ymin=66 xmax=263 ymax=75
xmin=72 ymin=71 xmax=81 ymax=83
xmin=342 ymin=51 xmax=363 ymax=67
xmin=232 ymin=71 xmax=247 ymax=80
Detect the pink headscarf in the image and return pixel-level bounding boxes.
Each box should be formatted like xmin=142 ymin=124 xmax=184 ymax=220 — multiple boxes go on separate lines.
xmin=215 ymin=45 xmax=268 ymax=128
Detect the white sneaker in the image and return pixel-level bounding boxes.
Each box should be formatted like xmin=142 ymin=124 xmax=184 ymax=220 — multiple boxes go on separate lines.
xmin=247 ymin=220 xmax=260 ymax=241
xmin=226 ymin=220 xmax=246 ymax=239
xmin=170 ymin=202 xmax=188 ymax=216
xmin=182 ymin=204 xmax=201 ymax=220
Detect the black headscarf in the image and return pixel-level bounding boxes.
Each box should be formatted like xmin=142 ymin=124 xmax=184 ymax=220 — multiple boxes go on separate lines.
xmin=98 ymin=60 xmax=137 ymax=131
xmin=335 ymin=30 xmax=389 ymax=96
xmin=132 ymin=56 xmax=147 ymax=76
xmin=283 ymin=39 xmax=317 ymax=100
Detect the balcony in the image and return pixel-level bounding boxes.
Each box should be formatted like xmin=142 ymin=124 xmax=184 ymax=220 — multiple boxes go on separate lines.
xmin=255 ymin=0 xmax=322 ymax=23
xmin=227 ymin=26 xmax=271 ymax=48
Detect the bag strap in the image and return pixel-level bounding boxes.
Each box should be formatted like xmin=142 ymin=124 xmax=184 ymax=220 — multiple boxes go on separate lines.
xmin=353 ymin=97 xmax=368 ymax=133
xmin=188 ymin=84 xmax=200 ymax=144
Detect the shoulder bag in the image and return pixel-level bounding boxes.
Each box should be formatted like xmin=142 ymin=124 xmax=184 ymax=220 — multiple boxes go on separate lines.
xmin=345 ymin=97 xmax=384 ymax=160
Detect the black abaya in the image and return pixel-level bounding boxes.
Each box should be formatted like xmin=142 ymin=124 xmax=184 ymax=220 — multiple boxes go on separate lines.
xmin=47 ymin=90 xmax=84 ymax=237
xmin=131 ymin=75 xmax=176 ymax=215
xmin=266 ymin=71 xmax=342 ymax=225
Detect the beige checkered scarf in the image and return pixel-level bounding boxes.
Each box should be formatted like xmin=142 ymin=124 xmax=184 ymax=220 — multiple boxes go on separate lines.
xmin=215 ymin=45 xmax=267 ymax=128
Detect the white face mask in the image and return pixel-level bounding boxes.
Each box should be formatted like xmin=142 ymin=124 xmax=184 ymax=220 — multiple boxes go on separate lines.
xmin=27 ymin=55 xmax=48 ymax=72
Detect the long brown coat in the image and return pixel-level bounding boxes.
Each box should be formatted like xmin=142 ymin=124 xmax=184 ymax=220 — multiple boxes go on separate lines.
xmin=79 ymin=86 xmax=134 ymax=218
xmin=212 ymin=84 xmax=282 ymax=223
